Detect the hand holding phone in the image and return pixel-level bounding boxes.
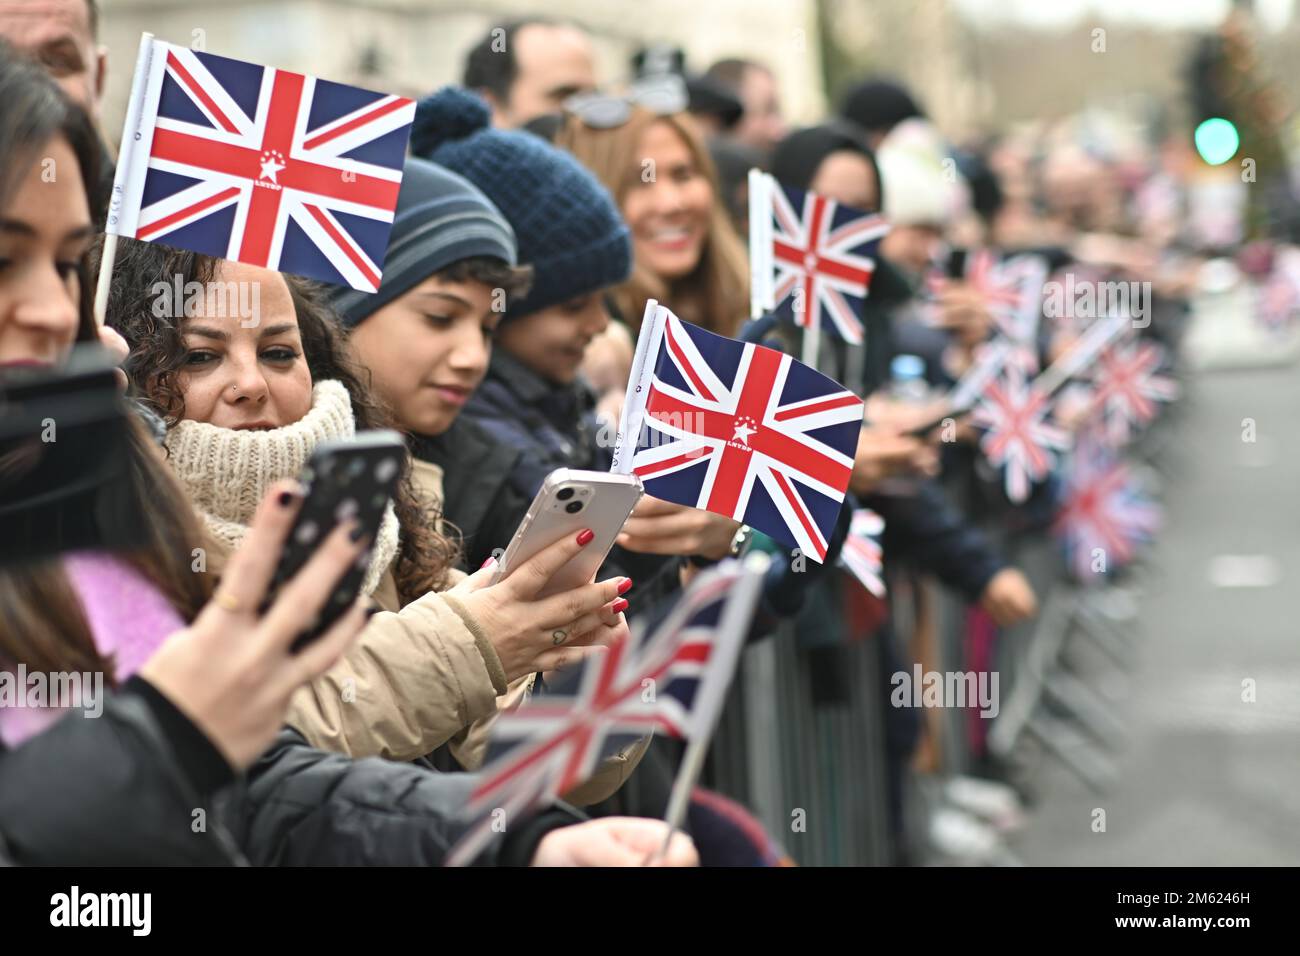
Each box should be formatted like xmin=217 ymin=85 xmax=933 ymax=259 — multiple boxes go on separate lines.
xmin=262 ymin=430 xmax=406 ymax=651
xmin=490 ymin=469 xmax=643 ymax=598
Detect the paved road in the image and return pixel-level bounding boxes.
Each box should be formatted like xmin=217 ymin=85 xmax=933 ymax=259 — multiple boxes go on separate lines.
xmin=1010 ymin=358 xmax=1300 ymax=865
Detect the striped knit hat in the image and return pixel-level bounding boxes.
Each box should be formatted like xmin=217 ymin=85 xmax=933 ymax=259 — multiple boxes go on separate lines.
xmin=325 ymin=156 xmax=517 ymax=327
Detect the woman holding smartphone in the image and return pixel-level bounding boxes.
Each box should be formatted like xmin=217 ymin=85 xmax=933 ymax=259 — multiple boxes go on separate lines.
xmin=102 ymin=209 xmax=631 ymax=770
xmin=0 ymin=43 xmax=694 ymax=867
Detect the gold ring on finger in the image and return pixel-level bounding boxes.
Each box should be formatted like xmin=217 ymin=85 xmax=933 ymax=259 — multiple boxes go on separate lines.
xmin=213 ymin=590 xmax=243 ymax=613
xmin=551 ymin=628 xmax=568 ymax=646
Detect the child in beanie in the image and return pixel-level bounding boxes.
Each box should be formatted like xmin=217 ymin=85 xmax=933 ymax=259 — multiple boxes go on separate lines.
xmin=409 ymin=85 xmax=633 ymax=505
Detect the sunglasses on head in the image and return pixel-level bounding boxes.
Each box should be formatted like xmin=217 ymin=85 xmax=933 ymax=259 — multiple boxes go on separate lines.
xmin=563 ymin=74 xmax=688 ymax=129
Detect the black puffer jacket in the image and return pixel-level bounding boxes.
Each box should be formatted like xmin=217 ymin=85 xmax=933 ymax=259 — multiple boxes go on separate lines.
xmin=0 ymin=677 xmax=241 ymax=865
xmin=219 ymin=729 xmax=581 ymax=866
xmin=0 ymin=677 xmax=579 ymax=866
xmin=410 ymin=416 xmax=531 ymax=573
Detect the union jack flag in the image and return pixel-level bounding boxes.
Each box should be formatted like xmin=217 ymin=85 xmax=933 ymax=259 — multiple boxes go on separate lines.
xmin=840 ymin=507 xmax=886 ymax=598
xmin=1054 ymin=429 xmax=1160 ymax=582
xmin=1084 ymin=336 xmax=1178 ymax=448
xmin=445 ymin=556 xmax=767 ymax=866
xmin=613 ymin=303 xmax=864 ymax=563
xmin=750 ymin=171 xmax=889 ymax=344
xmin=106 ymin=36 xmax=414 ymax=291
xmin=927 ymin=249 xmax=1047 ymax=372
xmin=971 ymin=364 xmax=1069 ymax=504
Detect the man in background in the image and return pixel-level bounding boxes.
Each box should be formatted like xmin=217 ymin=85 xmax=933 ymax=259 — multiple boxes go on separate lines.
xmin=703 ymin=57 xmax=787 ymax=156
xmin=462 ymin=17 xmax=597 ymax=128
xmin=0 ymin=0 xmax=105 ymax=118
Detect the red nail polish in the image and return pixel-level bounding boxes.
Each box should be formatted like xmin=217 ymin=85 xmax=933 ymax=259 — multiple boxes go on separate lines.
xmin=611 ymin=598 xmax=629 ymax=615
xmin=576 ymin=528 xmax=595 ymax=546
xmin=617 ymin=578 xmax=633 ymax=595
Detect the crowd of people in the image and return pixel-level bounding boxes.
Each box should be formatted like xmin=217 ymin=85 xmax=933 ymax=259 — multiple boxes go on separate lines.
xmin=0 ymin=3 xmax=1198 ymax=866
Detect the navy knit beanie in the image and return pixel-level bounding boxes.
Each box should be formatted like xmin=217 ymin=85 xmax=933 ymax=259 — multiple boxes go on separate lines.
xmin=325 ymin=157 xmax=517 ymax=329
xmin=410 ymin=86 xmax=631 ymax=318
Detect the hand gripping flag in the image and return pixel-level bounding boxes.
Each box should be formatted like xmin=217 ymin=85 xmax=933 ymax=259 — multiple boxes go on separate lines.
xmin=749 ymin=170 xmax=889 ymax=344
xmin=444 ymin=554 xmax=768 ymax=866
xmin=927 ymin=248 xmax=1047 ymax=373
xmin=971 ymin=363 xmax=1069 ymax=504
xmin=840 ymin=507 xmax=886 ymax=598
xmin=612 ymin=301 xmax=864 ymax=563
xmin=1054 ymin=428 xmax=1160 ymax=582
xmin=1084 ymin=335 xmax=1178 ymax=448
xmin=105 ymin=34 xmax=414 ymax=291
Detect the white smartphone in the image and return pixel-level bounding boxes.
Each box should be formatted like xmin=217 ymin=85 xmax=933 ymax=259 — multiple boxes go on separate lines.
xmin=489 ymin=469 xmax=644 ymax=598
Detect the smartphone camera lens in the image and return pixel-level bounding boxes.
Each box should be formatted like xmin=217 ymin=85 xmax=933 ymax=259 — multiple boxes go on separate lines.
xmin=556 ymin=487 xmax=575 ymax=501
xmin=565 ymin=501 xmax=584 ymax=514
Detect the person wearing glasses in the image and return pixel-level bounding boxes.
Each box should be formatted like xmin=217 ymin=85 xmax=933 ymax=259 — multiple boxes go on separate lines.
xmin=461 ymin=17 xmax=599 ymax=129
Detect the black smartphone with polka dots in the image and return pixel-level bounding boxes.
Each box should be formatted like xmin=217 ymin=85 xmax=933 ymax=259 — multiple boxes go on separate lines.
xmin=263 ymin=430 xmax=406 ymax=652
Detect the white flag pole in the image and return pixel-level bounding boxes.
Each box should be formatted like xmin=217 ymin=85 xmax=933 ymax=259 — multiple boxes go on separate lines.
xmin=646 ymin=553 xmax=770 ymax=864
xmin=610 ymin=300 xmax=667 ymax=474
xmin=747 ymin=168 xmax=768 ymax=320
xmin=801 ymin=307 xmax=821 ymax=369
xmin=94 ymin=32 xmax=157 ymax=326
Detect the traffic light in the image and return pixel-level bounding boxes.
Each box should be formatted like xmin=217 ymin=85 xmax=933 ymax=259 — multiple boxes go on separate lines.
xmin=1194 ymin=117 xmax=1240 ymax=165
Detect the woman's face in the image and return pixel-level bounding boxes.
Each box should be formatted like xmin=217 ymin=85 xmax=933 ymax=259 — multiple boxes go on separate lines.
xmin=496 ymin=293 xmax=610 ymax=386
xmin=0 ymin=135 xmax=91 ymax=370
xmin=349 ymin=273 xmax=498 ymax=436
xmin=811 ymin=150 xmax=879 ymax=212
xmin=622 ymin=120 xmax=713 ymax=281
xmin=176 ymin=261 xmax=312 ymax=430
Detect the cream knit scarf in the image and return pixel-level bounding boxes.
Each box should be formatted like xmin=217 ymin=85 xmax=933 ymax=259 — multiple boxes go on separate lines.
xmin=163 ymin=379 xmax=401 ymax=596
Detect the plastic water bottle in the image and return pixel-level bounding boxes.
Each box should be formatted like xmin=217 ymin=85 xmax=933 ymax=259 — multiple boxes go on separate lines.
xmin=889 ymin=354 xmax=930 ymax=405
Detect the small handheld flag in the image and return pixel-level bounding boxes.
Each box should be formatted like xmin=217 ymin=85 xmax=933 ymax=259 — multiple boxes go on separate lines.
xmin=103 ymin=34 xmax=414 ymax=293
xmin=445 ymin=555 xmax=767 ymax=866
xmin=840 ymin=507 xmax=886 ymax=598
xmin=748 ymin=169 xmax=889 ymax=359
xmin=1054 ymin=429 xmax=1160 ymax=582
xmin=1085 ymin=336 xmax=1178 ymax=447
xmin=613 ymin=301 xmax=864 ymax=563
xmin=971 ymin=363 xmax=1070 ymax=504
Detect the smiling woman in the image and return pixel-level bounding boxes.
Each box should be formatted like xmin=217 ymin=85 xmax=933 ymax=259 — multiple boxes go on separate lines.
xmin=556 ymin=107 xmax=749 ymax=338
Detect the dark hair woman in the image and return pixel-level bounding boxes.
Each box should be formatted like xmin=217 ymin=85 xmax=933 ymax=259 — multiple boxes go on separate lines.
xmin=0 ymin=41 xmax=697 ymax=869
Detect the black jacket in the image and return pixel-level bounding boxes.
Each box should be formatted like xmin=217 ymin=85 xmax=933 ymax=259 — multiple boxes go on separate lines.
xmin=868 ymin=480 xmax=1005 ymax=602
xmin=0 ymin=677 xmax=241 ymax=865
xmin=220 ymin=729 xmax=581 ymax=866
xmin=410 ymin=416 xmax=532 ymax=573
xmin=0 ymin=676 xmax=578 ymax=866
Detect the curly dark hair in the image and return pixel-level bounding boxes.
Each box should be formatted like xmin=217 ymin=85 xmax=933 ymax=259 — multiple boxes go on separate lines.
xmin=97 ymin=237 xmax=459 ymax=599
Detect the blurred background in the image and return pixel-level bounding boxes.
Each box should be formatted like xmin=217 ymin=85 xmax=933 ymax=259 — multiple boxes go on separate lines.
xmin=88 ymin=0 xmax=1300 ymax=866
